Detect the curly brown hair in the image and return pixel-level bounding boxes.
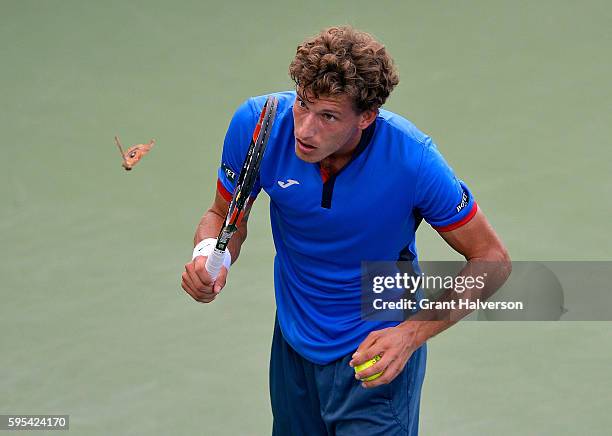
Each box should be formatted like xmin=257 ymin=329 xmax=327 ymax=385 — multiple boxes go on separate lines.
xmin=289 ymin=26 xmax=399 ymax=112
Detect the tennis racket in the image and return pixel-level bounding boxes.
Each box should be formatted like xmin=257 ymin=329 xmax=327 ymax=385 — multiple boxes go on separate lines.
xmin=205 ymin=95 xmax=278 ymax=280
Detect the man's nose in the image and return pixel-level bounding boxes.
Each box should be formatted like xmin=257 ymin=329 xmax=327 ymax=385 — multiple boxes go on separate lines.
xmin=296 ymin=113 xmax=316 ymax=139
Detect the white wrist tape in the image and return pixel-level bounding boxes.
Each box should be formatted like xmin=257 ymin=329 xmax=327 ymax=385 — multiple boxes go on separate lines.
xmin=192 ymin=238 xmax=232 ymax=270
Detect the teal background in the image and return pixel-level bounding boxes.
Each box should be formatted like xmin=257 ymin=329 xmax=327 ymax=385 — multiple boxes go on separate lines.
xmin=1 ymin=0 xmax=611 ymax=434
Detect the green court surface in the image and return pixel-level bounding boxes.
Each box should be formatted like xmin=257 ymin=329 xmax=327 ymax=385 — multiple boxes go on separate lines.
xmin=1 ymin=0 xmax=611 ymax=434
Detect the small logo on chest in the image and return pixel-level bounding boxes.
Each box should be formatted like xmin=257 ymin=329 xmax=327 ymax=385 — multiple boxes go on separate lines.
xmin=277 ymin=179 xmax=300 ymax=189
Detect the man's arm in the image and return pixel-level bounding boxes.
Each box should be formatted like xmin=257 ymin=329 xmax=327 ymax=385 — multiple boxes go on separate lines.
xmin=437 ymin=207 xmax=510 ymax=264
xmin=397 ymin=208 xmax=510 ymax=336
xmin=181 ymin=189 xmax=254 ymax=303
xmin=193 ymin=189 xmax=253 ymax=261
xmin=351 ymin=208 xmax=511 ymax=387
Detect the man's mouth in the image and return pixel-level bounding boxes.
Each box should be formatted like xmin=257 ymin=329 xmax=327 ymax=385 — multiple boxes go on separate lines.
xmin=296 ymin=138 xmax=316 ymax=151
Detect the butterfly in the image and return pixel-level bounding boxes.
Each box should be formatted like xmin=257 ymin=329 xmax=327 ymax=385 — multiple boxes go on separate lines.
xmin=115 ymin=136 xmax=155 ymax=171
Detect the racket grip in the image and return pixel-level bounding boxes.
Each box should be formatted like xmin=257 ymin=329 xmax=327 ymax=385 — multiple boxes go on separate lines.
xmin=205 ymin=247 xmax=227 ymax=281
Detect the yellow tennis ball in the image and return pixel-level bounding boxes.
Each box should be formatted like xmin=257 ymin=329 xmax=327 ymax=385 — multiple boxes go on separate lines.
xmin=354 ymin=354 xmax=383 ymax=381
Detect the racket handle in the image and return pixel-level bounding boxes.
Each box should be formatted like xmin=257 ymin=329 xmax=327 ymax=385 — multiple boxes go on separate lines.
xmin=205 ymin=247 xmax=227 ymax=281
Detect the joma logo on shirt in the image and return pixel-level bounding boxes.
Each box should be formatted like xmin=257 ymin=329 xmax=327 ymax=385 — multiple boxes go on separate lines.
xmin=278 ymin=179 xmax=300 ymax=189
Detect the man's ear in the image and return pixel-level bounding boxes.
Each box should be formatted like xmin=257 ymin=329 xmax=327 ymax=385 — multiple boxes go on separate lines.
xmin=357 ymin=109 xmax=378 ymax=130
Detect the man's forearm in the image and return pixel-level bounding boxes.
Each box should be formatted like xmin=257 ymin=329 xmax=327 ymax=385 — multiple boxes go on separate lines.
xmin=397 ymin=252 xmax=511 ymax=348
xmin=397 ymin=319 xmax=455 ymax=350
xmin=193 ymin=209 xmax=248 ymax=264
xmin=397 ymin=295 xmax=459 ymax=350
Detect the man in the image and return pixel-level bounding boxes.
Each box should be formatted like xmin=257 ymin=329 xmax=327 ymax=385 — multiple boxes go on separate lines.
xmin=181 ymin=26 xmax=509 ymax=435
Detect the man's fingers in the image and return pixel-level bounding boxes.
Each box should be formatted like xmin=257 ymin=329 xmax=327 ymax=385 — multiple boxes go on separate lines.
xmin=213 ymin=267 xmax=228 ymax=293
xmin=181 ymin=274 xmax=197 ymax=295
xmin=354 ymin=349 xmax=393 ymax=381
xmin=182 ymin=268 xmax=216 ymax=303
xmin=198 ymin=295 xmax=217 ymax=303
xmin=359 ymin=344 xmax=387 ymax=364
xmin=350 ymin=330 xmax=383 ymax=366
xmin=193 ymin=256 xmax=215 ymax=287
xmin=361 ymin=356 xmax=404 ymax=389
xmin=182 ymin=271 xmax=198 ymax=292
xmin=181 ymin=255 xmax=228 ymax=303
xmin=185 ymin=261 xmax=208 ymax=291
xmin=181 ymin=274 xmax=214 ymax=303
xmin=182 ymin=279 xmax=216 ymax=303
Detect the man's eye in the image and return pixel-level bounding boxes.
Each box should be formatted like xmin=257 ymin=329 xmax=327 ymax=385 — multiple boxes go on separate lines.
xmin=297 ymin=99 xmax=307 ymax=108
xmin=322 ymin=113 xmax=336 ymax=121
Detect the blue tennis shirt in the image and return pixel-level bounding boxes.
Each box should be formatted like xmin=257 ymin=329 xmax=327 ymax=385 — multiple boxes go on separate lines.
xmin=217 ymin=91 xmax=477 ymax=365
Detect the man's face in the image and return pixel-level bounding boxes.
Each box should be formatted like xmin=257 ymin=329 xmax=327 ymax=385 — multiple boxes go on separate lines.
xmin=292 ymin=91 xmax=375 ymax=163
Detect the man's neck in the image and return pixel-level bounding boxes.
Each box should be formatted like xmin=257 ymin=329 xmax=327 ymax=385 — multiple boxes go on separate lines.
xmin=320 ymin=129 xmax=363 ymax=175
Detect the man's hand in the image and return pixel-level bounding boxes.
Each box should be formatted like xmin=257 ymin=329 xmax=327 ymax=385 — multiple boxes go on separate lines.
xmin=349 ymin=324 xmax=419 ymax=388
xmin=181 ymin=256 xmax=228 ymax=303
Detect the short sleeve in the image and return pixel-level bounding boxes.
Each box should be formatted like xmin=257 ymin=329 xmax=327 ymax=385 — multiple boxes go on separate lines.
xmin=216 ymin=98 xmax=262 ymax=201
xmin=414 ymin=137 xmax=478 ymax=232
